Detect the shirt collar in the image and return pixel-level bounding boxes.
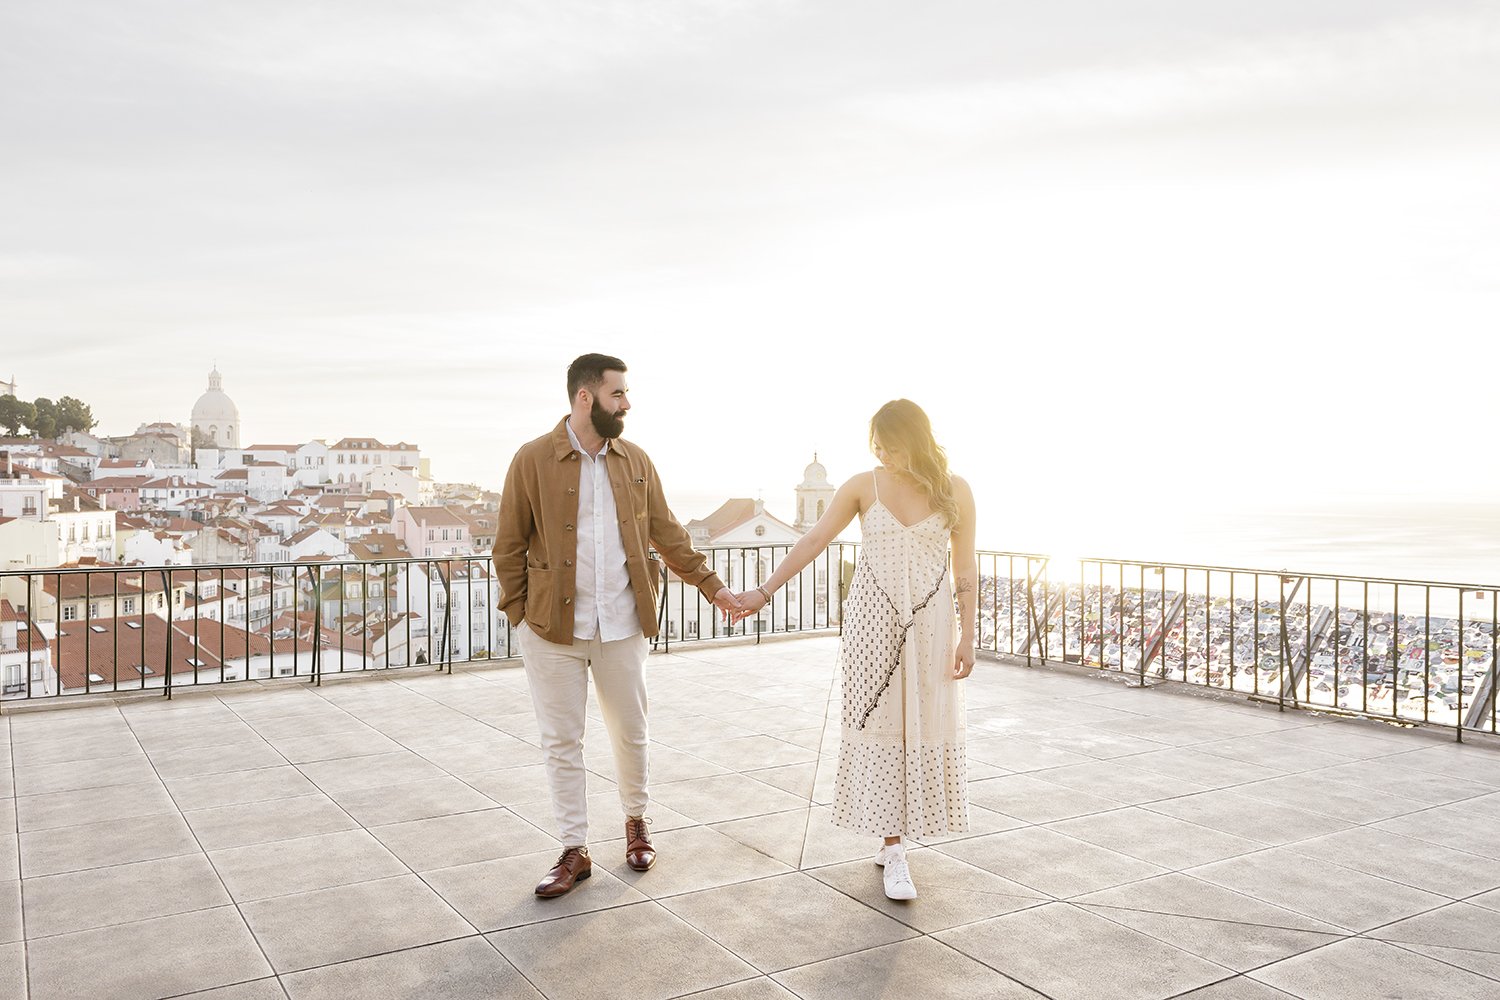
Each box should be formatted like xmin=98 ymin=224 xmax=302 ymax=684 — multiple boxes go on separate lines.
xmin=565 ymin=419 xmax=609 ymax=461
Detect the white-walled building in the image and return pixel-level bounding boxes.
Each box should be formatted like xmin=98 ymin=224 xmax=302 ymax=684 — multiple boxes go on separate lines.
xmin=139 ymin=476 xmax=216 ymax=511
xmin=393 ymin=506 xmax=468 ymax=558
xmin=294 ymin=440 xmax=329 ymax=486
xmin=364 ymin=465 xmax=421 ymax=504
xmin=0 ymin=517 xmax=59 ymax=571
xmin=214 ymin=462 xmax=288 ymax=503
xmin=329 ymin=437 xmax=421 ymax=486
xmin=51 ymin=492 xmax=116 ymax=565
xmin=122 ymin=528 xmax=194 ymax=566
xmin=1 ymin=599 xmax=55 ymax=700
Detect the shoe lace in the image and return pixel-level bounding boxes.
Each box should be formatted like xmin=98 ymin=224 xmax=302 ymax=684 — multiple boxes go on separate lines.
xmin=886 ymin=855 xmax=912 ymax=884
xmin=627 ymin=816 xmax=652 ymax=843
xmin=556 ymin=846 xmax=587 ymax=868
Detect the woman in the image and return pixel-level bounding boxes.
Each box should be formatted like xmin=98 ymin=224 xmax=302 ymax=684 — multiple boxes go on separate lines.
xmin=732 ymin=399 xmax=977 ymax=899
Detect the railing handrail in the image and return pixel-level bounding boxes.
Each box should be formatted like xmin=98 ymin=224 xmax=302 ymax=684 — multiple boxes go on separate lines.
xmin=1064 ymin=555 xmax=1500 ymax=593
xmin=5 ymin=544 xmax=1498 ymax=747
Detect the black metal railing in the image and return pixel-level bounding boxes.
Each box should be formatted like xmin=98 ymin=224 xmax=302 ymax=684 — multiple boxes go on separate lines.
xmin=5 ymin=546 xmax=1498 ymax=743
xmin=976 ymin=553 xmax=1500 ymax=743
xmin=0 ymin=544 xmax=856 ymax=703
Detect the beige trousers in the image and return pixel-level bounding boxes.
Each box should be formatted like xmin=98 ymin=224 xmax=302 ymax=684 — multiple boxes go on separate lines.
xmin=518 ymin=623 xmax=651 ymax=847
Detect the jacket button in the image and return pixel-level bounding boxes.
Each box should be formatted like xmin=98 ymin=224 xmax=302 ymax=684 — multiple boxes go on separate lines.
xmin=564 ymin=559 xmax=572 ymax=567
xmin=567 ymin=487 xmax=575 ymax=495
xmin=565 ymin=524 xmax=574 ymax=531
xmin=563 ymin=597 xmax=572 ymax=605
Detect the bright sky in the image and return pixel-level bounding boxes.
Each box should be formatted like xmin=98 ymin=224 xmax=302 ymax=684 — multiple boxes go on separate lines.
xmin=5 ymin=1 xmax=1498 ymax=553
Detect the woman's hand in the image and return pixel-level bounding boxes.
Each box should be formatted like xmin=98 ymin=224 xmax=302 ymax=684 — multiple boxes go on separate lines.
xmin=952 ymin=639 xmax=975 ymax=679
xmin=729 ymin=589 xmax=768 ymax=625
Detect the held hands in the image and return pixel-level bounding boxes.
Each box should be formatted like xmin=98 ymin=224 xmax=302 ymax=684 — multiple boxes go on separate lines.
xmin=711 ymin=588 xmax=744 ymax=622
xmin=952 ymin=639 xmax=976 ymax=680
xmin=728 ymin=589 xmax=768 ymax=625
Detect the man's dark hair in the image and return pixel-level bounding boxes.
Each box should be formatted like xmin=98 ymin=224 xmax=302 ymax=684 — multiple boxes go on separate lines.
xmin=566 ymin=354 xmax=627 ymax=401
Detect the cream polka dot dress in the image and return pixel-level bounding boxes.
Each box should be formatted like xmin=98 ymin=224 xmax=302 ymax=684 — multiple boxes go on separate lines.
xmin=832 ymin=470 xmax=969 ymax=839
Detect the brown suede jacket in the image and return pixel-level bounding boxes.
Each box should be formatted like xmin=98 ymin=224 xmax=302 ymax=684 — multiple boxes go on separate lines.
xmin=492 ymin=418 xmax=727 ymax=644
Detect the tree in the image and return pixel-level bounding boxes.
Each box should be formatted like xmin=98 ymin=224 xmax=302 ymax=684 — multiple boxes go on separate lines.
xmin=0 ymin=396 xmax=34 ymax=436
xmin=23 ymin=397 xmax=57 ymax=438
xmin=55 ymin=396 xmax=96 ymax=434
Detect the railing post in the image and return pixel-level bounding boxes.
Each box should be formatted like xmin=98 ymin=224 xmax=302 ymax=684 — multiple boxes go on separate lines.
xmin=160 ymin=569 xmax=173 ymax=700
xmin=311 ymin=566 xmax=323 ymax=687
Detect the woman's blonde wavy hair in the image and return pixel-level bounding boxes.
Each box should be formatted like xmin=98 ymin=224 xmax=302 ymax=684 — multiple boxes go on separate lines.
xmin=870 ymin=399 xmax=959 ymax=529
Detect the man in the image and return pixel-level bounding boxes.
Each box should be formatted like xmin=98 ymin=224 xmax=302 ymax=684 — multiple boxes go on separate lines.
xmin=493 ymin=353 xmax=741 ymax=897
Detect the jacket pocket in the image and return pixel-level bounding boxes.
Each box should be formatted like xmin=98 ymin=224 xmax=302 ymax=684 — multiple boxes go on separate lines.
xmin=645 ymin=555 xmax=664 ymax=604
xmin=525 ymin=566 xmax=556 ymax=630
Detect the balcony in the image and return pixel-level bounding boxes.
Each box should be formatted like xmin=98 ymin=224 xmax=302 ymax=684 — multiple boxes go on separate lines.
xmin=2 ymin=632 xmax=1500 ymax=999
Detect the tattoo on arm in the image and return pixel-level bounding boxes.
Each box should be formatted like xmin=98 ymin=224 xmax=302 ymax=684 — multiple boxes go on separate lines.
xmin=954 ymin=577 xmax=973 ymax=597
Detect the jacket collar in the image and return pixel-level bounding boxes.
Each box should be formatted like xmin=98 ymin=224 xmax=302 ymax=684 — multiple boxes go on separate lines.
xmin=551 ymin=416 xmax=635 ymax=463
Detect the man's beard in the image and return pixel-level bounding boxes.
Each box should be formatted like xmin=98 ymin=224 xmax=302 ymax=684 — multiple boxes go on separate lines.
xmin=591 ymin=398 xmax=625 ymax=439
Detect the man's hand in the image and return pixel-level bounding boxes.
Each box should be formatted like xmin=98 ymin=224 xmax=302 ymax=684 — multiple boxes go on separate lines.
xmin=728 ymin=589 xmax=767 ymax=625
xmin=711 ymin=588 xmax=743 ymax=621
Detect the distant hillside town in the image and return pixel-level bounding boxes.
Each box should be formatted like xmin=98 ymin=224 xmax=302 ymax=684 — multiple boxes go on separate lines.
xmin=0 ymin=370 xmax=843 ymax=696
xmin=0 ymin=367 xmax=840 ymax=574
xmin=0 ymin=367 xmax=499 ymax=570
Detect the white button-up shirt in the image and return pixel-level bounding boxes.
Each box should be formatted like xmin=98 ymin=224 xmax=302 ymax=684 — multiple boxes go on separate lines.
xmin=566 ymin=421 xmax=642 ymax=641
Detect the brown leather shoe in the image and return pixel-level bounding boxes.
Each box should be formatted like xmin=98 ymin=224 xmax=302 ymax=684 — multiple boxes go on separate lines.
xmin=535 ymin=846 xmax=591 ymax=898
xmin=625 ymin=816 xmax=655 ymax=871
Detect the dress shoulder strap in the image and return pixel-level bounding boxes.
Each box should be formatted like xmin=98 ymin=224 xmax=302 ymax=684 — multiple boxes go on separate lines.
xmin=871 ymin=467 xmax=881 ymax=502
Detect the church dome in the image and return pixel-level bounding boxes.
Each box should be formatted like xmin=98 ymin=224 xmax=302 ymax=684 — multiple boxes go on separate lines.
xmin=799 ymin=454 xmax=831 ymax=489
xmin=191 ymin=367 xmax=241 ymax=448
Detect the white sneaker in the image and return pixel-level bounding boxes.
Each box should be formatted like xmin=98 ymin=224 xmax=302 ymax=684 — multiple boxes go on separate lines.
xmin=880 ymin=846 xmax=918 ymax=900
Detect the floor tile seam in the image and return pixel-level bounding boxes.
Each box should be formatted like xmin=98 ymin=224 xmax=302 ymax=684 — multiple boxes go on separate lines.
xmin=1272 ymin=838 xmax=1496 ymax=902
xmin=4 ymin=729 xmax=26 ymax=1000
xmin=1456 ymin=885 xmax=1500 ymax=910
xmin=1354 ymin=895 xmax=1484 ymax=939
xmin=10 ymin=746 xmax=152 ymax=773
xmin=11 ymin=769 xmax=216 ymax=800
xmin=309 ymin=669 xmax=530 ymax=756
xmin=228 ymin=863 xmax=473 ymax=910
xmin=1131 ymin=793 xmax=1359 ymax=839
xmin=922 ymin=904 xmax=1122 ymax=1000
xmin=357 ymin=799 xmax=526 ymax=837
xmin=1204 ymin=784 xmax=1438 ymax=827
xmin=267 ymin=927 xmax=488 ymax=979
xmin=664 ymin=971 xmax=796 ymax=1000
xmin=1358 ymin=936 xmax=1500 ymax=986
xmin=1072 ymin=895 xmax=1311 ymax=976
xmin=1225 ymin=759 xmax=1472 ymax=811
xmin=813 ymin=867 xmax=1051 ymax=906
xmin=1162 ymin=871 xmax=1370 ymax=936
xmin=106 ymin=717 xmax=283 ymax=988
xmin=467 ymin=924 xmax=557 ymax=1000
xmin=1174 ymin=840 xmax=1469 ymax=909
xmin=17 ymin=802 xmax=182 ymax=836
xmin=158 ymin=973 xmax=290 ymax=1000
xmin=990 ymin=770 xmax=1215 ymax=811
xmin=402 ymin=844 xmax=519 ymax=943
xmin=1368 ymin=932 xmax=1500 ymax=961
xmin=1161 ymin=972 xmax=1301 ymax=1000
xmin=22 ymin=895 xmax=252 ymax=945
xmin=1068 ymin=898 xmax=1352 ymax=937
xmin=1042 ymin=804 xmax=1274 ymax=858
xmin=820 ymin=929 xmax=1068 ymax=1000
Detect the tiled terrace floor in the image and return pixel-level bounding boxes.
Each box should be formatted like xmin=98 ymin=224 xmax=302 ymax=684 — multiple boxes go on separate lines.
xmin=4 ymin=635 xmax=1500 ymax=999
